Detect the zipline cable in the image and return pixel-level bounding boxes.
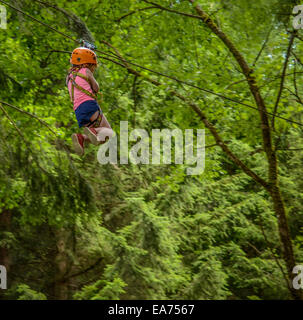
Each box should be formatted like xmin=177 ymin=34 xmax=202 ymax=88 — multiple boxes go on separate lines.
xmin=1 ymin=0 xmax=303 ymax=128
xmin=99 ymin=53 xmax=303 ymax=127
xmin=0 ymin=0 xmax=78 ymax=43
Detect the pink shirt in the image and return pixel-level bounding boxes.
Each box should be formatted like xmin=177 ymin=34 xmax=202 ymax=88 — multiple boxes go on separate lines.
xmin=67 ymin=68 xmax=95 ymax=110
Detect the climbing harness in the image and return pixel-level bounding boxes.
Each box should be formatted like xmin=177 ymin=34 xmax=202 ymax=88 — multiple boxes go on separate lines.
xmin=84 ymin=110 xmax=103 ymax=128
xmin=67 ymin=71 xmax=103 ymax=127
xmin=68 ymin=71 xmax=100 ymax=102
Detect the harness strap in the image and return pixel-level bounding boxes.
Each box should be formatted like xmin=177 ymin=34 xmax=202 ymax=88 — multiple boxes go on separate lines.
xmin=67 ymin=71 xmax=104 ymax=127
xmin=69 ymin=71 xmax=98 ymax=103
xmin=85 ymin=110 xmax=103 ymax=128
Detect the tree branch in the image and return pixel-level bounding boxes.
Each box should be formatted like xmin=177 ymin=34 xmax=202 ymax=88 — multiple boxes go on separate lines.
xmin=187 ymin=0 xmax=275 ymax=163
xmin=146 ymin=1 xmax=276 ymax=187
xmin=102 ymin=43 xmax=270 ymax=190
xmin=272 ymin=32 xmax=296 ymax=130
xmin=186 ymin=0 xmax=300 ymax=299
xmin=32 ymin=0 xmax=95 ymax=42
xmin=0 ymin=100 xmax=57 ymax=136
xmin=98 ymin=35 xmax=271 ymax=189
xmin=142 ymin=0 xmax=204 ymax=20
xmin=291 ymin=50 xmax=303 ymax=67
xmin=0 ymin=103 xmax=48 ymax=174
xmin=253 ymin=26 xmax=273 ymax=67
xmin=62 ymin=258 xmax=103 ymax=282
xmin=0 ymin=103 xmax=27 ymax=143
xmin=115 ymin=6 xmax=158 ymax=22
xmin=259 ymin=223 xmax=290 ymax=291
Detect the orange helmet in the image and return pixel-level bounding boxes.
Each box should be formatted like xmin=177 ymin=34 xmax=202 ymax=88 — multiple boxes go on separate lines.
xmin=70 ymin=47 xmax=97 ymax=65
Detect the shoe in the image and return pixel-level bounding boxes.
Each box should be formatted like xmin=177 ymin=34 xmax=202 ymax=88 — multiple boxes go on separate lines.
xmin=83 ymin=127 xmax=99 ymax=145
xmin=72 ymin=133 xmax=85 ymax=156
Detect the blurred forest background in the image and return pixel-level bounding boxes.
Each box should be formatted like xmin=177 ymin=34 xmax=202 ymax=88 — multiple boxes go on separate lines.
xmin=0 ymin=0 xmax=303 ymax=300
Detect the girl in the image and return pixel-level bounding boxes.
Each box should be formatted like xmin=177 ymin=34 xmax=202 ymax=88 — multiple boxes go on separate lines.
xmin=67 ymin=47 xmax=113 ymax=156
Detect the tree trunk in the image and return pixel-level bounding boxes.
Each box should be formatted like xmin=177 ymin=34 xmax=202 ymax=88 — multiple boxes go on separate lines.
xmin=187 ymin=0 xmax=302 ymax=300
xmin=270 ymin=186 xmax=302 ymax=300
xmin=53 ymin=228 xmax=69 ymax=300
xmin=0 ymin=210 xmax=11 ymax=270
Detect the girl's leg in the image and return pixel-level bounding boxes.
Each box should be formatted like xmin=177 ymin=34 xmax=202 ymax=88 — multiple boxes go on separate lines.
xmin=84 ymin=112 xmax=114 ymax=145
xmin=98 ymin=114 xmax=111 ymax=129
xmin=95 ymin=114 xmax=113 ymax=143
xmin=88 ymin=111 xmax=111 ymax=129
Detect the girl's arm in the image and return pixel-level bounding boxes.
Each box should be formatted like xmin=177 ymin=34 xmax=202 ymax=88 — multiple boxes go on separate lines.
xmin=86 ymin=68 xmax=100 ymax=93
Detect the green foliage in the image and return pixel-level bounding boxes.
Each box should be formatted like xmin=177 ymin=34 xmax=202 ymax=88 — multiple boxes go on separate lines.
xmin=15 ymin=284 xmax=47 ymax=300
xmin=74 ymin=277 xmax=127 ymax=300
xmin=0 ymin=0 xmax=302 ymax=301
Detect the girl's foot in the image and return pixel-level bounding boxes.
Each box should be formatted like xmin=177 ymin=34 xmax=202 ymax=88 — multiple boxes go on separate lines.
xmin=72 ymin=133 xmax=85 ymax=156
xmin=83 ymin=127 xmax=99 ymax=145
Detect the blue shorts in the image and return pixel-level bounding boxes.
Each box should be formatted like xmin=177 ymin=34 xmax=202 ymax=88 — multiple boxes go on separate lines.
xmin=75 ymin=100 xmax=103 ymax=128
